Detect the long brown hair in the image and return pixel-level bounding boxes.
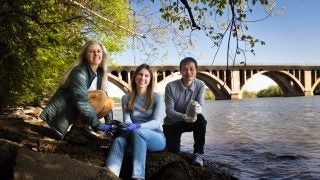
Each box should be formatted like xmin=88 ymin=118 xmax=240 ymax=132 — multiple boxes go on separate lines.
xmin=126 ymin=64 xmax=154 ymax=112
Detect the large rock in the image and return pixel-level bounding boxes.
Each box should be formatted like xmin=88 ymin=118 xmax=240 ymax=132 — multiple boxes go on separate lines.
xmin=0 ymin=107 xmax=237 ymax=180
xmin=14 ymin=147 xmax=118 ymax=180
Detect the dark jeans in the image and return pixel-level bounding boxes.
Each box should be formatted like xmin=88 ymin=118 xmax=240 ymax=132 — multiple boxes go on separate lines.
xmin=163 ymin=114 xmax=207 ymax=154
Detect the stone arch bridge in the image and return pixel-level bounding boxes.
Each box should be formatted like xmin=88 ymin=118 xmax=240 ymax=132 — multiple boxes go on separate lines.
xmin=108 ymin=65 xmax=320 ymax=100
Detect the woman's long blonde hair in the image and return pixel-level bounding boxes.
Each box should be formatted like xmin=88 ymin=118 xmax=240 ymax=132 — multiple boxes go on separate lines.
xmin=126 ymin=64 xmax=154 ymax=112
xmin=63 ymin=40 xmax=109 ymax=91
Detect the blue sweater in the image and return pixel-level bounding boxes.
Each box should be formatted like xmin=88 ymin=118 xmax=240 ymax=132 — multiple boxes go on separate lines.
xmin=122 ymin=93 xmax=164 ymax=133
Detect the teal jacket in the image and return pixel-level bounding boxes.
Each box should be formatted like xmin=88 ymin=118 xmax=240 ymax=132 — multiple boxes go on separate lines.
xmin=40 ymin=62 xmax=104 ymax=139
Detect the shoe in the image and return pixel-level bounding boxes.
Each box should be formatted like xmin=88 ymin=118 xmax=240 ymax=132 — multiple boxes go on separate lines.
xmin=193 ymin=153 xmax=204 ymax=167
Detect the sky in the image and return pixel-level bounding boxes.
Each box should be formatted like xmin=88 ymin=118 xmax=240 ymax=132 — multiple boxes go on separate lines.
xmin=108 ymin=0 xmax=320 ymax=96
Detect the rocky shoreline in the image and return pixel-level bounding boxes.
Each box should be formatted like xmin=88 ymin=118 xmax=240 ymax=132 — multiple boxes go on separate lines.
xmin=0 ymin=106 xmax=237 ymax=180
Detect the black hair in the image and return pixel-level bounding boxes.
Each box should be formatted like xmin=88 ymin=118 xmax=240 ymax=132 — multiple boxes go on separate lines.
xmin=180 ymin=57 xmax=198 ymax=70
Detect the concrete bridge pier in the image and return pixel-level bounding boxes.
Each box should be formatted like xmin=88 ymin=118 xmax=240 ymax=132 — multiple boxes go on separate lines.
xmin=230 ymin=70 xmax=241 ymax=100
xmin=304 ymin=91 xmax=313 ymax=96
xmin=230 ymin=93 xmax=241 ymax=100
xmin=304 ymin=70 xmax=314 ymax=96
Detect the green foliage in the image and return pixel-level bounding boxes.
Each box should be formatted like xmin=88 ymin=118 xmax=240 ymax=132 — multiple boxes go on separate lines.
xmin=314 ymin=83 xmax=320 ymax=95
xmin=257 ymin=85 xmax=283 ymax=97
xmin=116 ymin=0 xmax=283 ymax=64
xmin=242 ymin=91 xmax=257 ymax=98
xmin=158 ymin=0 xmax=278 ymax=58
xmin=0 ymin=0 xmax=283 ymax=107
xmin=111 ymin=97 xmax=122 ymax=104
xmin=0 ymin=0 xmax=132 ymax=107
xmin=205 ymin=88 xmax=215 ymax=100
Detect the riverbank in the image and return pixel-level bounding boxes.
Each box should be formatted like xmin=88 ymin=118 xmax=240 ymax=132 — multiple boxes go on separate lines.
xmin=0 ymin=106 xmax=236 ymax=180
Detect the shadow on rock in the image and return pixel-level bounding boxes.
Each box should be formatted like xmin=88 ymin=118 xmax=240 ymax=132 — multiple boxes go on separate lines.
xmin=0 ymin=107 xmax=237 ymax=180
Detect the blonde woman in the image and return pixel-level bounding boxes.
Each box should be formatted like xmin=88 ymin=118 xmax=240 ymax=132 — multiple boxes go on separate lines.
xmin=40 ymin=40 xmax=114 ymax=139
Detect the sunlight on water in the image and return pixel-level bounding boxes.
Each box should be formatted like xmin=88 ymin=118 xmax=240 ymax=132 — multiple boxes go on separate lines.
xmin=180 ymin=96 xmax=320 ymax=179
xmin=113 ymin=96 xmax=320 ymax=179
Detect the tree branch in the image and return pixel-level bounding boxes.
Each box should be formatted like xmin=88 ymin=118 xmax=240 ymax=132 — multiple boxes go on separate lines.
xmin=67 ymin=0 xmax=146 ymax=38
xmin=179 ymin=0 xmax=200 ymax=30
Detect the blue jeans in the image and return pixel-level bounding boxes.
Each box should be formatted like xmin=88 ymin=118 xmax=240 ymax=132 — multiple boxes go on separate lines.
xmin=105 ymin=128 xmax=166 ymax=179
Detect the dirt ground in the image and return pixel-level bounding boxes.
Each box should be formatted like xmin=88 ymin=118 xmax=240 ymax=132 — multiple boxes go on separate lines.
xmin=0 ymin=106 xmax=237 ymax=180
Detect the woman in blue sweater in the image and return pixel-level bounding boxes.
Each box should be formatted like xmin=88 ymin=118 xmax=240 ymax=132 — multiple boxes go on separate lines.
xmin=105 ymin=64 xmax=166 ymax=180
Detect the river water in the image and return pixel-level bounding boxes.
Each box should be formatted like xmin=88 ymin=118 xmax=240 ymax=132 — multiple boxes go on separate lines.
xmin=114 ymin=96 xmax=320 ymax=179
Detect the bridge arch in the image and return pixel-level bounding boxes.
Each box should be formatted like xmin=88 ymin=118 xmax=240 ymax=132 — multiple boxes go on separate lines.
xmin=197 ymin=71 xmax=231 ymax=100
xmin=156 ymin=72 xmax=181 ymax=92
xmin=156 ymin=71 xmax=232 ymax=100
xmin=240 ymin=70 xmax=305 ymax=97
xmin=108 ymin=65 xmax=319 ymax=100
xmin=107 ymin=73 xmax=130 ymax=94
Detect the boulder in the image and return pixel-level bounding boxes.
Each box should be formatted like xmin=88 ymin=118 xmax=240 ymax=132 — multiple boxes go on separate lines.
xmin=0 ymin=107 xmax=237 ymax=180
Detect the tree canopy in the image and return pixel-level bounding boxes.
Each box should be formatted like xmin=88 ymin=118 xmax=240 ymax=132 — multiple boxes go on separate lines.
xmin=128 ymin=0 xmax=282 ymax=64
xmin=0 ymin=0 xmax=282 ymax=107
xmin=0 ymin=0 xmax=133 ymax=107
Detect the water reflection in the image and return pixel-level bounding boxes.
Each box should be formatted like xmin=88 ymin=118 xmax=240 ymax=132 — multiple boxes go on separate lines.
xmin=113 ymin=96 xmax=320 ymax=179
xmin=181 ymin=96 xmax=320 ymax=179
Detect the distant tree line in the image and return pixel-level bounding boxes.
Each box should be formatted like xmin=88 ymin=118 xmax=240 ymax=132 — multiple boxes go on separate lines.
xmin=256 ymin=85 xmax=283 ymax=97
xmin=314 ymin=84 xmax=320 ymax=95
xmin=204 ymin=85 xmax=285 ymax=100
xmin=242 ymin=91 xmax=257 ymax=98
xmin=205 ymin=88 xmax=215 ymax=100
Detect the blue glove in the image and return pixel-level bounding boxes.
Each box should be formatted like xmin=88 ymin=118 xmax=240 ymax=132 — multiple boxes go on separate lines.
xmin=98 ymin=124 xmax=113 ymax=132
xmin=120 ymin=123 xmax=141 ymax=132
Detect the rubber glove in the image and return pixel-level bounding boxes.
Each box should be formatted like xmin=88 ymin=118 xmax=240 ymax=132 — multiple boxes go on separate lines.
xmin=120 ymin=123 xmax=141 ymax=132
xmin=98 ymin=124 xmax=113 ymax=132
xmin=194 ymin=101 xmax=202 ymax=114
xmin=183 ymin=114 xmax=197 ymax=123
xmin=186 ymin=100 xmax=197 ymax=118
